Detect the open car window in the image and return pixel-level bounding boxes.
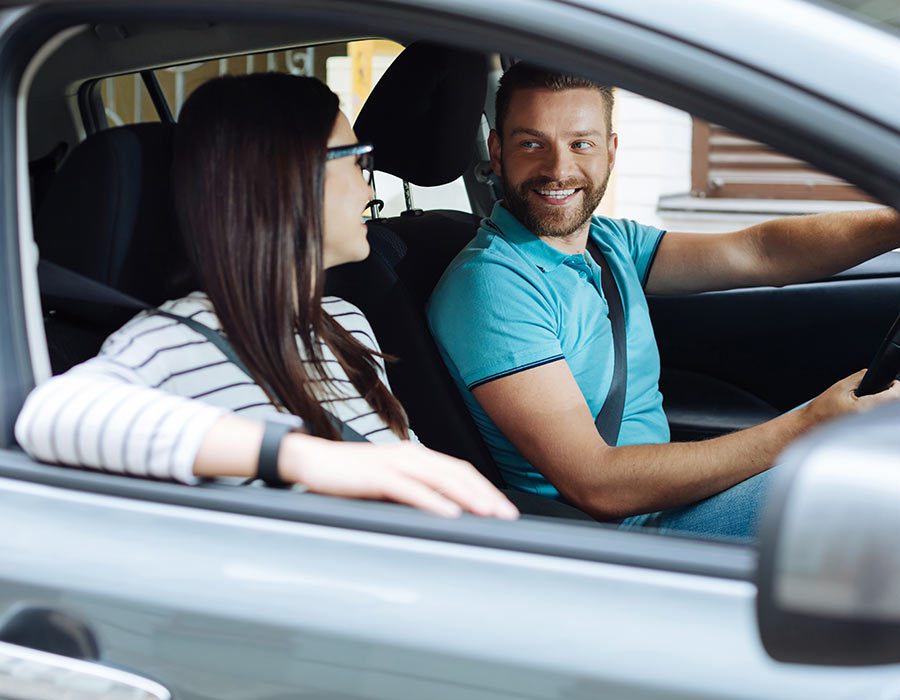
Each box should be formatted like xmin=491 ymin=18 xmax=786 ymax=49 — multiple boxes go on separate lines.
xmin=3 ymin=1 xmax=898 ymax=565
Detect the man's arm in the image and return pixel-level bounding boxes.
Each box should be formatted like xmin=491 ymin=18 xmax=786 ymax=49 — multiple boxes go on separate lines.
xmin=645 ymin=208 xmax=900 ymax=295
xmin=473 ymin=359 xmax=900 ymax=520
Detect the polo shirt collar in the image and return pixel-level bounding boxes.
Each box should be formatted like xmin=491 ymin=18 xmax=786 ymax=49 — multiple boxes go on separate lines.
xmin=486 ymin=201 xmax=574 ymax=273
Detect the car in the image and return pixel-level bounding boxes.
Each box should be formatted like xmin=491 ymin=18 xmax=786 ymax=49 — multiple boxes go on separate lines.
xmin=1 ymin=0 xmax=900 ymax=698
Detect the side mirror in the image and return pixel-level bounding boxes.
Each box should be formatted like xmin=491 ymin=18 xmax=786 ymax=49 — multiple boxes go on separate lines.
xmin=757 ymin=402 xmax=900 ymax=666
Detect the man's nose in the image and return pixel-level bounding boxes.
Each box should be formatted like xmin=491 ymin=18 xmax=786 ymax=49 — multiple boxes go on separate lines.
xmin=539 ymin=145 xmax=576 ymax=181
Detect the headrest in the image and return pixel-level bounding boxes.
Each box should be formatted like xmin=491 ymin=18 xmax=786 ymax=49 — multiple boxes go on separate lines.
xmin=35 ymin=123 xmax=195 ymax=306
xmin=354 ymin=42 xmax=487 ymax=187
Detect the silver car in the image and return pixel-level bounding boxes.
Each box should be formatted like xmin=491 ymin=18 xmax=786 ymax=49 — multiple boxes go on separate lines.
xmin=1 ymin=0 xmax=900 ymax=698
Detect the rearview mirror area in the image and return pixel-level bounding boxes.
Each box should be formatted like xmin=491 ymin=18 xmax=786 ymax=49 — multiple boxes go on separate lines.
xmin=757 ymin=401 xmax=900 ymax=666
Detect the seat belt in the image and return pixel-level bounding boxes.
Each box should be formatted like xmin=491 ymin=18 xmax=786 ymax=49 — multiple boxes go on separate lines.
xmin=37 ymin=259 xmax=369 ymax=442
xmin=585 ymin=240 xmax=627 ymax=447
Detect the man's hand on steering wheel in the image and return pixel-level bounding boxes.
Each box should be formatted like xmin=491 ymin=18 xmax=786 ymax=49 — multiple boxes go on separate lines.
xmin=804 ymin=369 xmax=900 ymax=427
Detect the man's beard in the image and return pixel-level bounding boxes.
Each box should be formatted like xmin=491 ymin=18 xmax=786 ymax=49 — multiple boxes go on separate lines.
xmin=501 ymin=167 xmax=610 ymax=239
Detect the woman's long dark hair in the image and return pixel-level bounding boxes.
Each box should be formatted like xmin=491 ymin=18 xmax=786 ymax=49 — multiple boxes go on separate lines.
xmin=172 ymin=73 xmax=409 ymax=440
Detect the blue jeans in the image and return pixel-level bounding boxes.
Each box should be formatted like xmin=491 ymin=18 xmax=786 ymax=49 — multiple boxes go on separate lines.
xmin=619 ymin=468 xmax=776 ymax=541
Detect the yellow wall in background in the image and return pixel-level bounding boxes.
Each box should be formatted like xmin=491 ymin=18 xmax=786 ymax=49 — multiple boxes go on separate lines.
xmin=349 ymin=40 xmax=403 ymax=118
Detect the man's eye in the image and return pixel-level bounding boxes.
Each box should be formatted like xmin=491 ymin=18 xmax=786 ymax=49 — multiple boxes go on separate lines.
xmin=572 ymin=141 xmax=593 ymax=150
xmin=520 ymin=141 xmax=541 ymax=150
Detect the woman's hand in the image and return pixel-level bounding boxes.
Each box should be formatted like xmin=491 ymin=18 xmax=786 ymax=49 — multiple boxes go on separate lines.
xmin=282 ymin=435 xmax=519 ymax=519
xmin=194 ymin=415 xmax=518 ymax=519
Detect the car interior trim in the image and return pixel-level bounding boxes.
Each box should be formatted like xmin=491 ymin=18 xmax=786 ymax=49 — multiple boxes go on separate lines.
xmin=16 ymin=25 xmax=85 ymax=389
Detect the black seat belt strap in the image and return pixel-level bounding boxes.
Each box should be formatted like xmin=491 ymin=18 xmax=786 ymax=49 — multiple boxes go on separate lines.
xmin=585 ymin=240 xmax=627 ymax=447
xmin=37 ymin=259 xmax=368 ymax=442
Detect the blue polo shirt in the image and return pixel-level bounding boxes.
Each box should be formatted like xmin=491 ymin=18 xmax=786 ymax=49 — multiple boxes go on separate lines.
xmin=427 ymin=202 xmax=669 ymax=498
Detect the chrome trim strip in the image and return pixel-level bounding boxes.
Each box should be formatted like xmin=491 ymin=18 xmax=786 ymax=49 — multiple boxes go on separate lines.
xmin=0 ymin=639 xmax=170 ymax=700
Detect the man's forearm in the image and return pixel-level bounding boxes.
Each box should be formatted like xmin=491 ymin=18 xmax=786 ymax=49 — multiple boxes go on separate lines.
xmin=753 ymin=207 xmax=900 ymax=287
xmin=565 ymin=405 xmax=816 ymax=520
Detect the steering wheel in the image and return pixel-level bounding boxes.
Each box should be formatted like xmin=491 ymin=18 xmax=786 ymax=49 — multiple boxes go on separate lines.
xmin=856 ymin=313 xmax=900 ymax=397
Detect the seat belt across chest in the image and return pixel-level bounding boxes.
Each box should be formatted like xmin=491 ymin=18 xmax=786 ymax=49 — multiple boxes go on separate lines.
xmin=585 ymin=239 xmax=627 ymax=447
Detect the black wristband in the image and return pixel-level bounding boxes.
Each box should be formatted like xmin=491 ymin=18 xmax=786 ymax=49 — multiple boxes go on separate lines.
xmin=256 ymin=420 xmax=293 ymax=488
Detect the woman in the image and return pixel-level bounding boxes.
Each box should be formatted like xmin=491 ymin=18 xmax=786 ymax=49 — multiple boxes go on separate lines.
xmin=15 ymin=73 xmax=517 ymax=520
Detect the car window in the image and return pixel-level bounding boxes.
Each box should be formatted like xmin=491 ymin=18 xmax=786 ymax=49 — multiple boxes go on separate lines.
xmin=11 ymin=6 xmax=899 ymax=558
xmin=603 ymin=89 xmax=881 ymax=230
xmin=98 ymin=72 xmax=159 ymax=126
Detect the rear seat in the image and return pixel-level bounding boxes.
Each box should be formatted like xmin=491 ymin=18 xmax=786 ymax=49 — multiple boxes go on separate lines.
xmin=35 ymin=123 xmax=195 ymax=374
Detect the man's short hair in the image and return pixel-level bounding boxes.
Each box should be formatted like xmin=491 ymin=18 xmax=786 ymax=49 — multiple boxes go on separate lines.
xmin=494 ymin=63 xmax=614 ymax=140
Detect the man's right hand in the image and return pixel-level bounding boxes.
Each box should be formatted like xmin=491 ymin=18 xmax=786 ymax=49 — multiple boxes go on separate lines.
xmin=471 ymin=358 xmax=900 ymax=520
xmin=802 ymin=369 xmax=900 ymax=426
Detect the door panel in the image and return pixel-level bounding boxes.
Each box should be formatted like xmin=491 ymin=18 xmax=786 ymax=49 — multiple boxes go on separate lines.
xmin=1 ymin=465 xmax=897 ymax=699
xmin=650 ymin=252 xmax=900 ymax=438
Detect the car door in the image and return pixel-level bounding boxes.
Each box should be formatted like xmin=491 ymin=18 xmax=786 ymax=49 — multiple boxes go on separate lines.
xmin=1 ymin=2 xmax=900 ymax=699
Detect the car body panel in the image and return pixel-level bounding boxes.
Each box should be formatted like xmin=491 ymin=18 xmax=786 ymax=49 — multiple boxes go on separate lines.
xmin=2 ymin=473 xmax=900 ymax=699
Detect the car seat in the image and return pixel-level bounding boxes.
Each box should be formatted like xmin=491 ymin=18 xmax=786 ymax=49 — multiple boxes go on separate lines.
xmin=325 ymin=41 xmax=505 ymax=484
xmin=35 ymin=123 xmax=195 ymax=374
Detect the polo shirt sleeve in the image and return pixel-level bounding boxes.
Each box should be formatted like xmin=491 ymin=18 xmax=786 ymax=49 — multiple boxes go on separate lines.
xmin=428 ymin=260 xmax=563 ymax=391
xmin=613 ymin=218 xmax=666 ymax=287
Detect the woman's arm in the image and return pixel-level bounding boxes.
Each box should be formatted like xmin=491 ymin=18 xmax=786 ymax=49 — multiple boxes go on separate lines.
xmin=196 ymin=414 xmax=517 ymax=518
xmin=14 ymin=363 xmax=226 ymax=483
xmin=16 ymin=362 xmax=517 ymax=519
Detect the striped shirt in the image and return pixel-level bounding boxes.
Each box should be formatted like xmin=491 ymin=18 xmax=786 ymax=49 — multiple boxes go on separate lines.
xmin=15 ymin=292 xmax=411 ymax=484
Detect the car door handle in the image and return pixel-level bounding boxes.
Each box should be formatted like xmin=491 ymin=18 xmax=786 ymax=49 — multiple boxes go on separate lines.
xmin=0 ymin=639 xmax=171 ymax=700
xmin=0 ymin=606 xmax=100 ymax=661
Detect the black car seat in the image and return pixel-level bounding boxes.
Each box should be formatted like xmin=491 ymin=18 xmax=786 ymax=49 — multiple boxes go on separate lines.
xmin=35 ymin=123 xmax=195 ymax=374
xmin=327 ymin=43 xmax=594 ymax=519
xmin=325 ymin=42 xmax=501 ymax=484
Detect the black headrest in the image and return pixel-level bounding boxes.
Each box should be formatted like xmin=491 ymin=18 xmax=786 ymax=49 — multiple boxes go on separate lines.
xmin=354 ymin=42 xmax=487 ymax=187
xmin=35 ymin=123 xmax=194 ymax=306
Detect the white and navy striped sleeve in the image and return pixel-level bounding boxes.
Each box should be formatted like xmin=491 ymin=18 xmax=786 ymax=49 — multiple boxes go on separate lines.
xmin=14 ymin=299 xmax=234 ymax=483
xmin=14 ymin=357 xmax=227 ymax=484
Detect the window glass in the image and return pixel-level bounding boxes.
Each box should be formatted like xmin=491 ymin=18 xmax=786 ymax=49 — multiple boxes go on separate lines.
xmin=601 ymin=89 xmax=880 ymax=232
xmin=98 ymin=73 xmax=159 ymax=126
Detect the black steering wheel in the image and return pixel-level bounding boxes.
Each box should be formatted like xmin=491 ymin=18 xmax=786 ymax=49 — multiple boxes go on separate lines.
xmin=856 ymin=312 xmax=900 ymax=397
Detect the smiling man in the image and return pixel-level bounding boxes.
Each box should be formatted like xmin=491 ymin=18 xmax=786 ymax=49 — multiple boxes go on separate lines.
xmin=427 ymin=63 xmax=900 ymax=539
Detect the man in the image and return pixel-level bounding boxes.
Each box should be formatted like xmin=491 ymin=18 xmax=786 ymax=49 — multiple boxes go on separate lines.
xmin=427 ymin=63 xmax=900 ymax=539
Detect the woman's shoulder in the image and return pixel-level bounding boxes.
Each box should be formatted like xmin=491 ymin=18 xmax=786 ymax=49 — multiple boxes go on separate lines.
xmin=321 ymin=295 xmax=364 ymax=318
xmin=157 ymin=291 xmax=220 ymax=329
xmin=322 ymin=296 xmax=379 ymax=350
xmin=99 ymin=291 xmax=220 ymax=360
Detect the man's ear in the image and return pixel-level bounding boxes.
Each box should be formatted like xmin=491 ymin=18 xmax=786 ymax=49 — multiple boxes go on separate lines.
xmin=488 ymin=129 xmax=502 ymax=177
xmin=607 ymin=132 xmax=618 ymax=171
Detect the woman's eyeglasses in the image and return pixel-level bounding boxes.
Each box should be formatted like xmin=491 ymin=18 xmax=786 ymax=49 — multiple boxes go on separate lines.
xmin=326 ymin=142 xmax=375 ymax=186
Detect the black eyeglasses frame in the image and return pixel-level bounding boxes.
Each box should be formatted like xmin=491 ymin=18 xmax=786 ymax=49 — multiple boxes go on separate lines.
xmin=326 ymin=142 xmax=375 ymax=185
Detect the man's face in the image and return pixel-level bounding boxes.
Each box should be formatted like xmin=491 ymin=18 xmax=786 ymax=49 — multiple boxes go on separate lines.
xmin=490 ymin=87 xmax=617 ymax=239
